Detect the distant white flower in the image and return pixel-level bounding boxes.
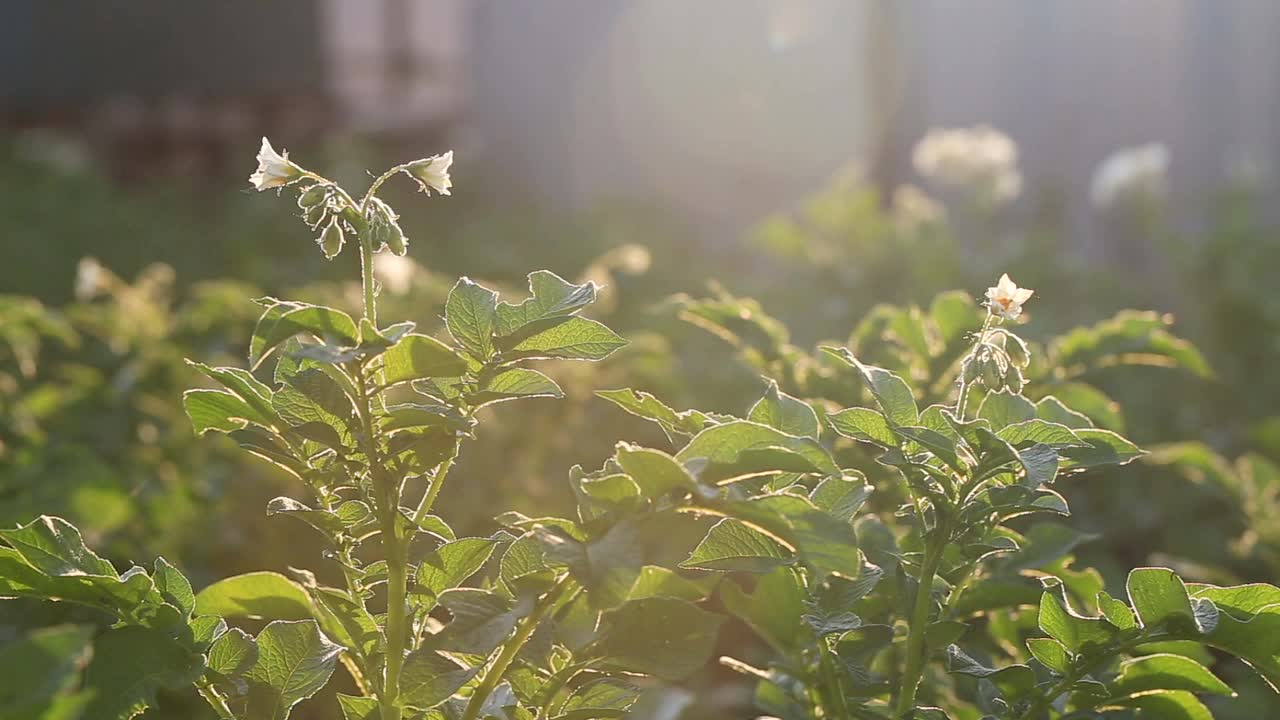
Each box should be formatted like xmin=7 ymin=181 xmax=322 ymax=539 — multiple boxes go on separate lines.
xmin=912 ymin=125 xmax=1022 ymax=206
xmin=1089 ymin=143 xmax=1169 ymax=210
xmin=248 ymin=137 xmax=301 ymax=191
xmin=374 ymin=253 xmax=418 ymax=295
xmin=891 ymin=184 xmax=945 ymax=232
xmin=404 ymin=151 xmax=453 ymax=196
xmin=985 ymin=273 xmax=1034 ymax=320
xmin=75 ymin=257 xmax=106 ymax=300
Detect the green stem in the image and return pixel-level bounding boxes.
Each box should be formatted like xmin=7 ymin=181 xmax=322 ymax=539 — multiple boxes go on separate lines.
xmin=350 ymin=360 xmax=404 ymax=720
xmin=955 ymin=311 xmax=997 ymax=419
xmin=816 ymin=641 xmax=852 ymax=719
xmin=412 ymin=444 xmax=459 ymax=524
xmin=196 ymin=678 xmax=236 ymax=720
xmin=1015 ymin=635 xmax=1151 ymax=720
xmin=462 ymin=577 xmax=572 ymax=720
xmin=360 ymin=232 xmax=378 ymax=327
xmin=380 ymin=508 xmax=408 ymax=720
xmin=893 ymin=534 xmax=946 ymax=716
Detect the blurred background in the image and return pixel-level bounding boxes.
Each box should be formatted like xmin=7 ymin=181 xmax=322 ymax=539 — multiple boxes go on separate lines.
xmin=2 ymin=1 xmax=1279 ymax=718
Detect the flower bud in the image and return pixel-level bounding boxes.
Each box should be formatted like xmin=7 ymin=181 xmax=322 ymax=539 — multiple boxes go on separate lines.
xmin=297 ymin=184 xmax=329 ymax=209
xmin=962 ymin=357 xmax=981 ymax=384
xmin=318 ymin=219 xmax=345 ymax=260
xmin=1006 ymin=365 xmax=1025 ymax=393
xmin=367 ymin=198 xmax=408 ymax=256
xmin=304 ymin=203 xmax=328 ymax=229
xmin=1004 ymin=334 xmax=1030 ymax=368
xmin=981 ymin=357 xmax=1004 ymax=390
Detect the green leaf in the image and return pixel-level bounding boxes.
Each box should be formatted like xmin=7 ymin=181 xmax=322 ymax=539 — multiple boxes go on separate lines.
xmin=471 ymin=368 xmax=563 ymax=407
xmin=925 ymin=621 xmax=968 ymax=653
xmin=827 ymin=407 xmax=896 ymax=446
xmin=720 ymin=567 xmax=807 ymax=654
xmin=809 ymin=475 xmax=872 ymax=524
xmin=445 ymin=277 xmax=498 ymax=360
xmin=0 ymin=625 xmax=94 ymax=715
xmin=266 ymin=497 xmax=344 ymax=537
xmin=250 ymin=301 xmax=359 ymax=369
xmin=430 ymin=588 xmax=521 ymax=655
xmin=185 ymin=389 xmax=271 ymax=435
xmin=337 ymin=694 xmax=379 ymax=720
xmin=681 ymin=518 xmax=793 ymax=573
xmin=1037 ymin=589 xmax=1115 ymax=652
xmin=1127 ymin=568 xmax=1197 ymax=632
xmin=1108 ymin=690 xmax=1213 ymax=720
xmin=749 ymin=379 xmax=820 ymax=440
xmin=727 ymin=492 xmax=861 ymax=578
xmin=978 ymin=391 xmax=1036 ymax=430
xmin=416 ymin=538 xmax=498 ymax=605
xmin=188 ymin=361 xmax=278 ymax=417
xmin=82 ymin=625 xmax=203 ymax=720
xmin=595 ymin=388 xmax=711 ymax=440
xmin=613 ymin=444 xmax=696 ymax=498
xmin=0 ymin=515 xmax=116 ymax=577
xmin=194 ymin=572 xmax=314 ymax=621
xmin=308 ymin=586 xmax=380 ymax=659
xmin=555 ymin=678 xmax=641 ymax=719
xmin=503 ymin=316 xmax=627 ymax=361
xmin=399 ymin=649 xmax=479 ymax=710
xmin=944 ymin=645 xmax=1035 ymax=701
xmin=495 ymin=270 xmax=599 ymax=336
xmin=243 ymin=620 xmax=342 ymax=720
xmin=625 ymin=566 xmax=716 ymax=602
xmin=208 ymin=628 xmax=259 ymax=677
xmin=1060 ymin=428 xmax=1145 ymax=471
xmin=382 ymin=403 xmax=476 ymax=434
xmin=1185 ymin=582 xmax=1280 ymax=690
xmin=676 ymin=420 xmax=838 ymax=481
xmin=1098 ymin=590 xmax=1138 ymax=630
xmin=997 ymin=420 xmax=1086 ymax=448
xmin=893 ymin=425 xmax=968 ymax=473
xmin=1026 ymin=637 xmax=1071 ymax=674
xmin=381 ymin=334 xmax=470 ymax=386
xmin=597 ymin=597 xmax=724 ymax=681
xmin=1035 ymin=396 xmax=1095 ymax=429
xmin=0 ymin=547 xmax=159 ymax=623
xmin=153 ymin=557 xmax=194 ymax=617
xmin=822 ymin=347 xmax=919 ymax=426
xmin=1003 ymin=522 xmax=1098 ymax=573
xmin=1110 ymin=653 xmax=1233 ymax=697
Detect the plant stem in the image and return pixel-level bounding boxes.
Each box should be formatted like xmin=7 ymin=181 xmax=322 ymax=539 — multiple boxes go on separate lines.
xmin=360 ymin=232 xmax=378 ymax=327
xmin=350 ymin=358 xmax=405 ymax=720
xmin=380 ymin=506 xmax=407 ymax=720
xmin=196 ymin=678 xmax=236 ymax=720
xmin=1015 ymin=635 xmax=1150 ymax=720
xmin=412 ymin=444 xmax=459 ymax=524
xmin=893 ymin=534 xmax=945 ymax=716
xmin=816 ymin=641 xmax=852 ymax=719
xmin=462 ymin=576 xmax=572 ymax=720
xmin=955 ymin=311 xmax=997 ymax=419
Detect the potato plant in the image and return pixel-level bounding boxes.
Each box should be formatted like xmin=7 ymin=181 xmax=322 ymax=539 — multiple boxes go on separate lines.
xmin=1 ymin=141 xmax=1278 ymax=720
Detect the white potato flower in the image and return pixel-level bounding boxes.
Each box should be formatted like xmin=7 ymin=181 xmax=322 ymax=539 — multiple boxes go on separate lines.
xmin=404 ymin=151 xmax=453 ymax=196
xmin=985 ymin=273 xmax=1034 ymax=320
xmin=248 ymin=137 xmax=301 ymax=191
xmin=912 ymin=125 xmax=1022 ymax=206
xmin=1089 ymin=143 xmax=1169 ymax=210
